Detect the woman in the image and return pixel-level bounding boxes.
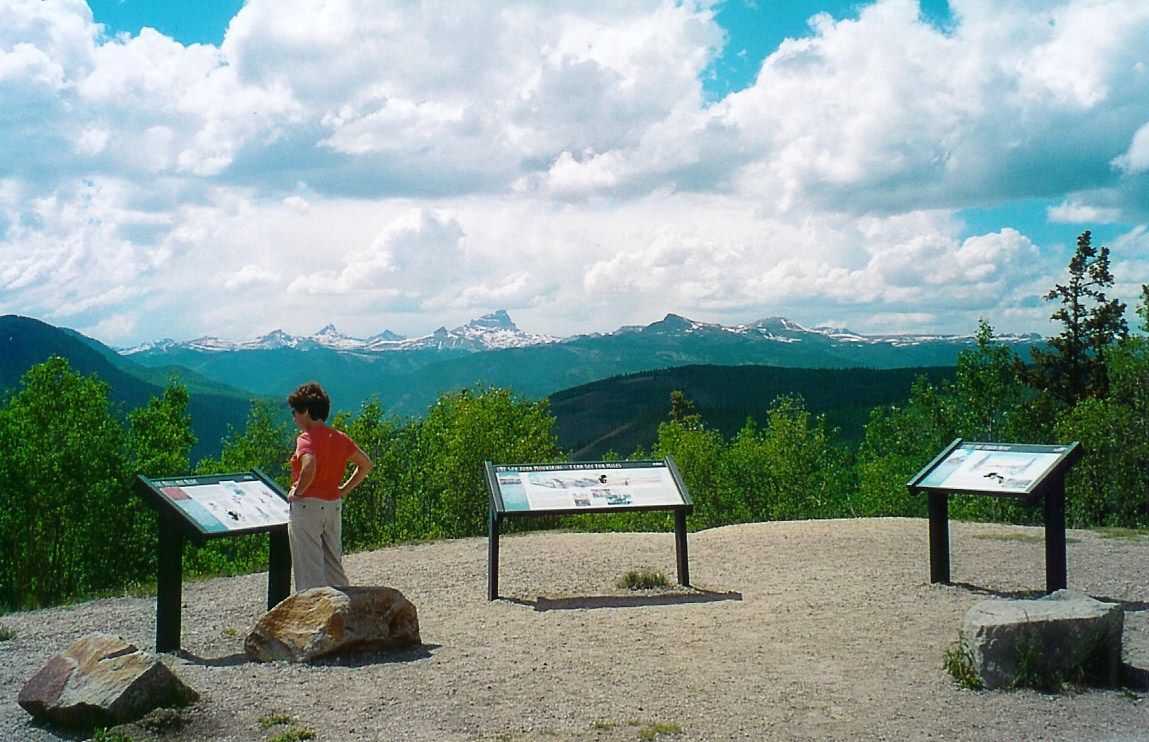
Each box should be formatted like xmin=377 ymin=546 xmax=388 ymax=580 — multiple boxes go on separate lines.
xmin=286 ymin=381 xmax=373 ymax=592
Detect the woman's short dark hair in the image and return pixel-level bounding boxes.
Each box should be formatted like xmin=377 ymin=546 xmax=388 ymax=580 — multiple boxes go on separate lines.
xmin=287 ymin=381 xmax=331 ymax=421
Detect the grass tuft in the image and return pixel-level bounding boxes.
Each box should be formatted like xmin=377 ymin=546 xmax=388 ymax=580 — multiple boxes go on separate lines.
xmin=617 ymin=568 xmax=669 ymax=591
xmin=636 ymin=721 xmax=684 ymax=740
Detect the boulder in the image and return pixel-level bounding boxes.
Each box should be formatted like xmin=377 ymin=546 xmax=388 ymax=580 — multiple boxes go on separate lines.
xmin=245 ymin=586 xmax=421 ymax=663
xmin=962 ymin=590 xmax=1123 ymax=690
xmin=18 ymin=633 xmax=198 ymax=730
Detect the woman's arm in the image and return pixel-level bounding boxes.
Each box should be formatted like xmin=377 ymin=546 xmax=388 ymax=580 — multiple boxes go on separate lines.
xmin=288 ymin=452 xmax=316 ymax=501
xmin=338 ymin=447 xmax=374 ymax=497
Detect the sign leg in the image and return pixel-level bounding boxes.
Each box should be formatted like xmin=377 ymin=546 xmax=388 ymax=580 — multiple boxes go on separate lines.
xmin=488 ymin=510 xmax=501 ymax=601
xmin=1044 ymin=478 xmax=1068 ymax=594
xmin=268 ymin=528 xmax=292 ymax=608
xmin=928 ymin=492 xmax=950 ymax=584
xmin=674 ymin=509 xmax=690 ymax=587
xmin=156 ymin=512 xmax=183 ymax=653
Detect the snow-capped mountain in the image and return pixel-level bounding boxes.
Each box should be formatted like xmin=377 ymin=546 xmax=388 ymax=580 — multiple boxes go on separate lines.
xmin=604 ymin=312 xmax=1038 ymax=347
xmin=122 ymin=310 xmax=560 ymax=355
xmin=122 ymin=309 xmax=1040 ymax=357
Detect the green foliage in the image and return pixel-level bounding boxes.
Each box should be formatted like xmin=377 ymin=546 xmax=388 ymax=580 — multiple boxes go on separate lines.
xmin=855 ymin=377 xmax=954 ymax=518
xmin=128 ymin=382 xmax=197 ymax=478
xmin=332 ymin=398 xmax=419 ymax=548
xmin=653 ymin=416 xmax=728 ymax=528
xmin=0 ymin=357 xmax=131 ymax=608
xmin=728 ymin=395 xmax=853 ymax=521
xmin=412 ymin=386 xmax=562 ymax=539
xmin=942 ymin=632 xmax=984 ymax=690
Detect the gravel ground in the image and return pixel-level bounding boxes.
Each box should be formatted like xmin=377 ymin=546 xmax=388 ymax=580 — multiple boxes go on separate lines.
xmin=2 ymin=517 xmax=1148 ymax=741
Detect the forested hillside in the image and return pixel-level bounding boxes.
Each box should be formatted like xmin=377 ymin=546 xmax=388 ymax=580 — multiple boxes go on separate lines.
xmin=549 ymin=364 xmax=956 ymax=458
xmin=1 ymin=315 xmax=249 ymax=463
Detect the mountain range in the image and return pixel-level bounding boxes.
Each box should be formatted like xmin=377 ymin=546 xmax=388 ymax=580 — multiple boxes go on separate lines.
xmin=119 ymin=310 xmax=1042 ymax=418
xmin=121 ymin=309 xmax=1040 ymax=358
xmin=2 ymin=311 xmax=1046 ymax=461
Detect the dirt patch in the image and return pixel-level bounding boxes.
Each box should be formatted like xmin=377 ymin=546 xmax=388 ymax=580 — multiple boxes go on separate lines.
xmin=2 ymin=518 xmax=1147 ymax=740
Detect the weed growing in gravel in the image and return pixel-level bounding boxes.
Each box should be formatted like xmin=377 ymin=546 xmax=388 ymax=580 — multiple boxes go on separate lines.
xmin=259 ymin=712 xmax=316 ymax=741
xmin=942 ymin=632 xmax=984 ymax=690
xmin=0 ymin=624 xmax=15 ymax=641
xmin=259 ymin=713 xmax=296 ymax=728
xmin=617 ymin=568 xmax=669 ymax=590
xmin=1096 ymin=527 xmax=1149 ymax=540
xmin=92 ymin=729 xmax=135 ymax=742
xmin=590 ymin=718 xmax=683 ymax=739
xmin=268 ymin=729 xmax=316 ymax=742
xmin=636 ymin=721 xmax=684 ymax=739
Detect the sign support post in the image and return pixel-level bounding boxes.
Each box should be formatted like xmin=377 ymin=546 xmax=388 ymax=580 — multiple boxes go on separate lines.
xmin=156 ymin=509 xmax=184 ymax=653
xmin=485 ymin=458 xmax=693 ymax=601
xmin=909 ymin=439 xmax=1081 ymax=594
xmin=1044 ymin=472 xmax=1068 ymax=594
xmin=674 ymin=508 xmax=690 ymax=588
xmin=927 ymin=490 xmax=950 ymax=585
xmin=488 ymin=510 xmax=503 ymax=602
xmin=137 ymin=469 xmax=293 ymax=653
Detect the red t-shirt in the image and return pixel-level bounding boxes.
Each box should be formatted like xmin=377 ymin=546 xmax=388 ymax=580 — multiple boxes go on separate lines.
xmin=291 ymin=425 xmax=359 ymax=501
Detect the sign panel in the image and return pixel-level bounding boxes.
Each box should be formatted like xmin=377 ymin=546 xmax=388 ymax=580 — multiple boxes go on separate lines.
xmin=489 ymin=460 xmax=690 ymax=514
xmin=141 ymin=471 xmax=289 ymax=538
xmin=911 ymin=441 xmax=1080 ymax=497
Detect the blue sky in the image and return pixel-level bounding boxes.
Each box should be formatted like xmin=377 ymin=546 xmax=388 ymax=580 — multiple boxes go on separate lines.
xmin=3 ymin=0 xmax=1148 ymax=346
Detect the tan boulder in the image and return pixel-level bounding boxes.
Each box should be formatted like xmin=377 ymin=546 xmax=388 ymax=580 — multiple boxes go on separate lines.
xmin=18 ymin=633 xmax=198 ymax=730
xmin=245 ymin=585 xmax=421 ymax=662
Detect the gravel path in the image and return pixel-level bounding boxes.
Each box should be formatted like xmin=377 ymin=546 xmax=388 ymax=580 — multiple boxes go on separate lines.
xmin=2 ymin=517 xmax=1148 ymax=741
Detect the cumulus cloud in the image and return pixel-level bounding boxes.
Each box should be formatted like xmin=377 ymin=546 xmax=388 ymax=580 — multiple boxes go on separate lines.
xmin=1113 ymin=121 xmax=1149 ymax=174
xmin=1 ymin=0 xmax=1147 ymax=345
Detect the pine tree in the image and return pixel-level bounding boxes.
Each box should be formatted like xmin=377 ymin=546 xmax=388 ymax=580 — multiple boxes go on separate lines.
xmin=1028 ymin=230 xmax=1127 ymax=407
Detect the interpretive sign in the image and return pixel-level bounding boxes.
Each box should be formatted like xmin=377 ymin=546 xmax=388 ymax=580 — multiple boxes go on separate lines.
xmin=908 ymin=439 xmax=1082 ymax=594
xmin=490 ymin=461 xmax=690 ymax=513
xmin=485 ymin=459 xmax=693 ymax=600
xmin=141 ymin=472 xmax=291 ymax=538
xmin=137 ymin=470 xmax=292 ymax=652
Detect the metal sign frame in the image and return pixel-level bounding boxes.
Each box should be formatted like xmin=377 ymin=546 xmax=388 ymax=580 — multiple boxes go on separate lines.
xmin=484 ymin=458 xmax=694 ymax=600
xmin=907 ymin=439 xmax=1083 ymax=594
xmin=136 ymin=469 xmax=292 ymax=652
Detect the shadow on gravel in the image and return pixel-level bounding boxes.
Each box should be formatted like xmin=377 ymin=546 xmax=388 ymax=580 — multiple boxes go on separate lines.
xmin=177 ymin=643 xmax=438 ymax=668
xmin=177 ymin=650 xmax=249 ymax=667
xmin=503 ymin=589 xmax=743 ymax=611
xmin=950 ymin=582 xmax=1046 ymax=600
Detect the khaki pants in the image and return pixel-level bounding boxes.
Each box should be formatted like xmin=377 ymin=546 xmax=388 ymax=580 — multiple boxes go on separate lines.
xmin=288 ymin=498 xmax=350 ymax=592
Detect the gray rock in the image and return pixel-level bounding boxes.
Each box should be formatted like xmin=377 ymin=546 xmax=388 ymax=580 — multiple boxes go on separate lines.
xmin=961 ymin=589 xmax=1123 ymax=689
xmin=245 ymin=585 xmax=421 ymax=663
xmin=18 ymin=633 xmax=198 ymax=730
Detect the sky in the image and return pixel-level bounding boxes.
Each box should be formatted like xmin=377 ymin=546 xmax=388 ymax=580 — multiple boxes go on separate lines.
xmin=2 ymin=0 xmax=1148 ymax=347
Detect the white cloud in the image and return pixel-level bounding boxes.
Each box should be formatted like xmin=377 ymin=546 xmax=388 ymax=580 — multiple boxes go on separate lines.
xmin=1 ymin=0 xmax=1148 ymax=346
xmin=1113 ymin=121 xmax=1149 ymax=174
xmin=1047 ymin=200 xmax=1124 ymax=224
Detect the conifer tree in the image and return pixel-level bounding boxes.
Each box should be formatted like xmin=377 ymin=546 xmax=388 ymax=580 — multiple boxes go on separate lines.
xmin=1028 ymin=230 xmax=1127 ymax=407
